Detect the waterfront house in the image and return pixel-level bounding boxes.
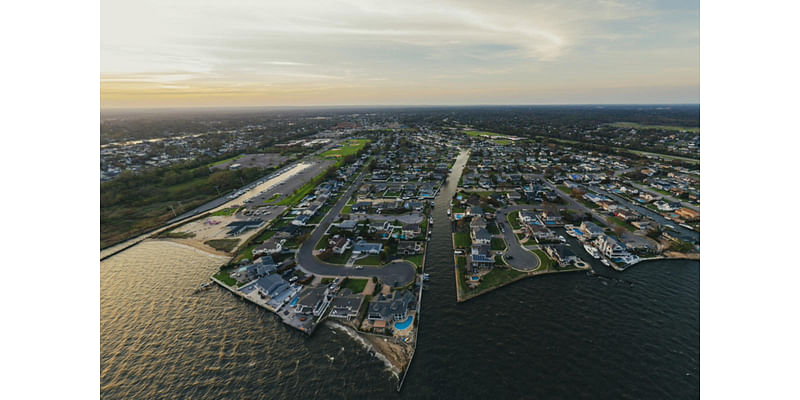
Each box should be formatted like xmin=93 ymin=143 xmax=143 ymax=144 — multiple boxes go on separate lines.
xmin=466 ymin=205 xmax=484 ymax=217
xmin=254 ymin=274 xmax=290 ymax=298
xmin=402 ymin=223 xmax=422 ymax=239
xmin=329 ymin=293 xmax=365 ymax=320
xmin=545 ymin=245 xmax=578 ymax=266
xmin=580 ymin=221 xmax=604 ymax=239
xmin=398 ymin=240 xmax=423 ymax=255
xmin=294 ymin=286 xmax=330 ymax=317
xmin=471 ymin=227 xmax=492 ymax=245
xmin=469 ymin=216 xmax=488 ymax=230
xmin=231 ymin=260 xmax=276 ymax=284
xmin=595 ymin=235 xmax=627 ymax=258
xmin=367 ymin=290 xmax=415 ymax=323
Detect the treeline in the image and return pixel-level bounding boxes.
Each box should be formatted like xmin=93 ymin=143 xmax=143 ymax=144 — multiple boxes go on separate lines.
xmin=101 ymin=164 xmax=265 ymax=208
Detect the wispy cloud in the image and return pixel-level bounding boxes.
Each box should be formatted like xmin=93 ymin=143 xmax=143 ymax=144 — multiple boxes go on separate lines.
xmin=101 ymin=0 xmax=698 ymax=107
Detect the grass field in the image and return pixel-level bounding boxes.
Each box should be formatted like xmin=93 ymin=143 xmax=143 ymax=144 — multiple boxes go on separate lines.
xmin=406 ymin=254 xmax=424 ymax=272
xmin=204 ymin=238 xmax=241 ymax=252
xmin=532 ymin=249 xmax=555 ymax=273
xmin=491 ymin=237 xmax=507 ymax=251
xmin=609 ymin=122 xmax=700 ymax=133
xmin=341 ymin=278 xmax=368 ymax=294
xmin=213 ymin=270 xmax=238 ymax=287
xmin=358 ymin=255 xmax=383 ymax=265
xmin=453 ymin=232 xmax=471 ymax=248
xmin=321 ymin=139 xmax=370 ymax=158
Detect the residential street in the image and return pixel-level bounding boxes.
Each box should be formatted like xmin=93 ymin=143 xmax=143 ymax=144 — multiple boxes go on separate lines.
xmin=495 ymin=206 xmax=541 ymax=271
xmin=295 ymin=168 xmax=417 ymax=286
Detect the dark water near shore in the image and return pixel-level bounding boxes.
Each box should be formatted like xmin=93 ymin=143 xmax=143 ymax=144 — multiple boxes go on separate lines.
xmin=101 ymin=151 xmax=699 ymax=399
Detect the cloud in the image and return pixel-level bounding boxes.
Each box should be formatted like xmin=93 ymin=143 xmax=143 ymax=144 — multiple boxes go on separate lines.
xmin=101 ymin=0 xmax=698 ymax=107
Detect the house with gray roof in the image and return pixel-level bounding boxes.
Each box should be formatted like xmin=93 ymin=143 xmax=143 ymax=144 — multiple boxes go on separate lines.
xmin=367 ymin=290 xmax=415 ymax=322
xmin=353 ymin=240 xmax=383 ymax=255
xmin=254 ymin=274 xmax=290 ymax=297
xmin=329 ymin=294 xmax=365 ymax=320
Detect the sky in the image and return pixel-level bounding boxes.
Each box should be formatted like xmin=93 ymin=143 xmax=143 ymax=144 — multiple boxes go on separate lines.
xmin=100 ymin=0 xmax=699 ymax=108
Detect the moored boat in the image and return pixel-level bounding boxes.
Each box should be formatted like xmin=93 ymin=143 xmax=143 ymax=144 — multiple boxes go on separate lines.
xmin=583 ymin=244 xmax=601 ymax=259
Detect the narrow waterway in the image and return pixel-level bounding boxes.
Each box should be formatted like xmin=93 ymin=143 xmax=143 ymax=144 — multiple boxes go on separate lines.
xmin=100 ymin=148 xmax=699 ymax=399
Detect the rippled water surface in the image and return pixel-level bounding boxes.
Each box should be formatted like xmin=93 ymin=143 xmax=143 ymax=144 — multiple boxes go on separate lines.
xmin=101 ymin=153 xmax=699 ymax=399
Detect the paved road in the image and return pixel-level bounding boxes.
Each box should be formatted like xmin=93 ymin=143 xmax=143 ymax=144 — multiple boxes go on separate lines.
xmin=295 ymin=168 xmax=417 ymax=286
xmin=495 ymin=206 xmax=541 ymax=271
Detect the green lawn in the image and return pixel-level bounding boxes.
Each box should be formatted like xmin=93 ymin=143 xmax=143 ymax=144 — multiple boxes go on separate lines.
xmin=455 ymin=255 xmax=466 ymax=268
xmin=315 ymin=235 xmax=330 ymax=250
xmin=405 ymin=254 xmax=424 ymax=269
xmin=321 ymin=139 xmax=370 ymax=158
xmin=507 ymin=211 xmax=521 ymax=230
xmin=556 ymin=185 xmax=571 ymax=194
xmin=358 ymin=255 xmax=383 ymax=265
xmin=465 ymin=130 xmax=508 ymax=138
xmin=478 ymin=268 xmax=526 ymax=290
xmin=453 ymin=232 xmax=471 ymax=248
xmin=341 ymin=278 xmax=368 ymax=294
xmin=263 ymin=193 xmax=282 ymax=204
xmin=487 ymin=223 xmax=500 ymax=234
xmin=213 ymin=270 xmax=238 ymax=287
xmin=211 ymin=207 xmax=238 ymax=216
xmin=204 ymin=239 xmax=240 ymax=252
xmin=532 ymin=249 xmax=556 ymax=273
xmin=494 ymin=139 xmax=511 ymax=145
xmin=607 ymin=216 xmax=636 ymax=232
xmin=323 ymin=249 xmax=353 ymax=265
xmin=209 ymin=154 xmax=244 ymax=167
xmin=491 ymin=237 xmax=507 ymax=251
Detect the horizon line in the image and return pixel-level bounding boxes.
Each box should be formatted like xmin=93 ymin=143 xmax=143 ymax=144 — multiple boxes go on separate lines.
xmin=101 ymin=103 xmax=700 ymax=113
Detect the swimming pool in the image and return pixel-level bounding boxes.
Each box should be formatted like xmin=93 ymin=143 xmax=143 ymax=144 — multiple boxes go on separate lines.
xmin=395 ymin=316 xmax=413 ymax=330
xmin=289 ymin=297 xmax=298 ymax=307
xmin=471 ymin=276 xmax=479 ymax=281
xmin=572 ymin=228 xmax=584 ymax=236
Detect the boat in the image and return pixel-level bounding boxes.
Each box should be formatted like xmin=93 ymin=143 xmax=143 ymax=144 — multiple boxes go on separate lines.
xmin=583 ymin=244 xmax=601 ymax=259
xmin=429 ymin=216 xmax=434 ymax=225
xmin=600 ymin=259 xmax=611 ymax=266
xmin=423 ymin=273 xmax=430 ymax=281
xmin=446 ymin=208 xmax=451 ymax=216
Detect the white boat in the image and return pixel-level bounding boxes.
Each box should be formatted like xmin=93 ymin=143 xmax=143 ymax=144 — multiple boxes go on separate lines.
xmin=447 ymin=208 xmax=451 ymax=216
xmin=601 ymin=259 xmax=611 ymax=266
xmin=583 ymin=244 xmax=601 ymax=259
